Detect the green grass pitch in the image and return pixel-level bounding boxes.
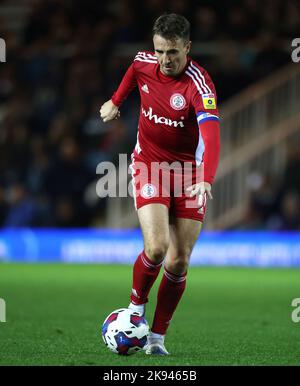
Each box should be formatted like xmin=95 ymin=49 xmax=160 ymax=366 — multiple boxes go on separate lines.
xmin=0 ymin=263 xmax=299 ymax=365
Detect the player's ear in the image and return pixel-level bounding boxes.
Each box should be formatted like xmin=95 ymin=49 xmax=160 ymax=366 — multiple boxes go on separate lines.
xmin=186 ymin=41 xmax=191 ymax=54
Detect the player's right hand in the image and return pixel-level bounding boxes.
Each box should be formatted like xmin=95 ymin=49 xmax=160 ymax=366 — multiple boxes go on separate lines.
xmin=100 ymin=99 xmax=120 ymax=122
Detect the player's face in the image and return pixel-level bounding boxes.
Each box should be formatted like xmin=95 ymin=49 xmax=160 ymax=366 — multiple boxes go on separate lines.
xmin=153 ymin=35 xmax=191 ymax=77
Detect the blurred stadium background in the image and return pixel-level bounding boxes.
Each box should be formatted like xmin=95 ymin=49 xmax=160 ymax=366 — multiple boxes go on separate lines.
xmin=0 ymin=0 xmax=300 ymax=366
xmin=0 ymin=0 xmax=299 ymax=265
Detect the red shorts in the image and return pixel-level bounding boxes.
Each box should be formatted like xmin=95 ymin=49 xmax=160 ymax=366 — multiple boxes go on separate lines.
xmin=129 ymin=151 xmax=206 ymax=222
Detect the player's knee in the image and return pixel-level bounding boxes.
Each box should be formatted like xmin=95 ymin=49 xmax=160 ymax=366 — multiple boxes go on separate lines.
xmin=169 ymin=261 xmax=188 ymax=276
xmin=145 ymin=242 xmax=168 ymax=263
xmin=167 ymin=249 xmax=191 ymax=275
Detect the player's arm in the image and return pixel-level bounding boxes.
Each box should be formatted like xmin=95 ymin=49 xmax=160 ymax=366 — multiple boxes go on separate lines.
xmin=187 ymin=73 xmax=221 ymax=205
xmin=198 ymin=113 xmax=221 ymax=186
xmin=100 ymin=63 xmax=137 ymax=122
xmin=187 ymin=115 xmax=220 ymax=205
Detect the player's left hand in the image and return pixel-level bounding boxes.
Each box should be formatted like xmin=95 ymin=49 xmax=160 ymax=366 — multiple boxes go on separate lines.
xmin=186 ymin=182 xmax=213 ymax=207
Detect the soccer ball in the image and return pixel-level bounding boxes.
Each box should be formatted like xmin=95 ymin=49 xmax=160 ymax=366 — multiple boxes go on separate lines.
xmin=101 ymin=308 xmax=149 ymax=355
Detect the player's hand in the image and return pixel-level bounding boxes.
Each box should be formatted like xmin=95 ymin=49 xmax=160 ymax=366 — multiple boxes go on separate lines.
xmin=100 ymin=99 xmax=120 ymax=122
xmin=186 ymin=182 xmax=213 ymax=208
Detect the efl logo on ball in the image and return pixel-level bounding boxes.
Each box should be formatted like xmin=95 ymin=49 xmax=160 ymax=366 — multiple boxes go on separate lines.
xmin=141 ymin=183 xmax=157 ymax=199
xmin=170 ymin=93 xmax=186 ymax=110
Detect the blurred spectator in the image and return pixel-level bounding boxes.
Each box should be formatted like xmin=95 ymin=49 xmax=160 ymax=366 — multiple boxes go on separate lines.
xmin=242 ymin=172 xmax=280 ymax=229
xmin=4 ymin=183 xmax=40 ymax=227
xmin=280 ymin=145 xmax=300 ymax=196
xmin=193 ymin=6 xmax=219 ymax=42
xmin=225 ymin=6 xmax=258 ymax=41
xmin=43 ymin=136 xmax=94 ymax=226
xmin=277 ymin=191 xmax=300 ymax=230
xmin=242 ymin=167 xmax=300 ymax=231
xmin=0 ymin=185 xmax=8 ymax=227
xmin=54 ymin=196 xmax=78 ymax=228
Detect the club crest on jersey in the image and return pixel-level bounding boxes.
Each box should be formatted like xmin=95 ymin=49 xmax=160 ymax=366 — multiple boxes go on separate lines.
xmin=141 ymin=183 xmax=157 ymax=199
xmin=170 ymin=93 xmax=186 ymax=110
xmin=202 ymin=93 xmax=216 ymax=109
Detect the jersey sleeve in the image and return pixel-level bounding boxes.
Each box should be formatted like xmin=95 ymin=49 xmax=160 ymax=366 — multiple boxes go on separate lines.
xmin=197 ymin=119 xmax=220 ymax=184
xmin=190 ymin=69 xmax=221 ymax=185
xmin=190 ymin=68 xmax=220 ymax=120
xmin=111 ymin=51 xmax=157 ymax=107
xmin=111 ymin=62 xmax=137 ymax=107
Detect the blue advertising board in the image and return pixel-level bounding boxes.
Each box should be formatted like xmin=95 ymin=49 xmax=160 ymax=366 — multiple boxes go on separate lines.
xmin=0 ymin=229 xmax=300 ymax=267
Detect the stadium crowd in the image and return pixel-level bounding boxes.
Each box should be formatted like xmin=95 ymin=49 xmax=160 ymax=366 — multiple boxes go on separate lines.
xmin=0 ymin=0 xmax=299 ymax=228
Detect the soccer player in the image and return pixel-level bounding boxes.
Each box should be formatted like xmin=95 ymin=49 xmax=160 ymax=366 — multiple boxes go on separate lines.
xmin=100 ymin=13 xmax=220 ymax=355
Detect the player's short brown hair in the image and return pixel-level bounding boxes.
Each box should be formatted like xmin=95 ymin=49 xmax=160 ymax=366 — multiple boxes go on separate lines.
xmin=152 ymin=13 xmax=190 ymax=43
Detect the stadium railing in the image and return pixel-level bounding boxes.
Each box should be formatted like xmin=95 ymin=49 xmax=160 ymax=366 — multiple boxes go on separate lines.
xmin=206 ymin=63 xmax=300 ymax=229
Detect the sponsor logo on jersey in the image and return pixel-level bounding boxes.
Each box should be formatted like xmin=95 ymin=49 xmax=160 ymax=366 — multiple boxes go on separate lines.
xmin=141 ymin=183 xmax=157 ymax=199
xmin=141 ymin=84 xmax=149 ymax=93
xmin=170 ymin=93 xmax=186 ymax=110
xmin=141 ymin=106 xmax=185 ymax=127
xmin=202 ymin=93 xmax=216 ymax=109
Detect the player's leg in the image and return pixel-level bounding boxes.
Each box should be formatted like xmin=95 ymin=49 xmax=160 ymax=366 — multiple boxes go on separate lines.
xmin=129 ymin=203 xmax=169 ymax=315
xmin=165 ymin=217 xmax=202 ymax=275
xmin=146 ymin=217 xmax=202 ymax=355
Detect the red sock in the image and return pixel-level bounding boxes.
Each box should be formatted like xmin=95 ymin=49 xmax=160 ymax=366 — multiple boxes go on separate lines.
xmin=130 ymin=251 xmax=163 ymax=305
xmin=151 ymin=267 xmax=187 ymax=335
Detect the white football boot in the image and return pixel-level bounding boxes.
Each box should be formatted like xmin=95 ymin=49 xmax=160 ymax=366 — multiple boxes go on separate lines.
xmin=128 ymin=302 xmax=146 ymax=317
xmin=145 ymin=332 xmax=170 ymax=355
